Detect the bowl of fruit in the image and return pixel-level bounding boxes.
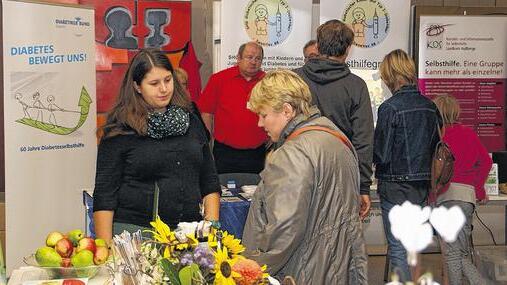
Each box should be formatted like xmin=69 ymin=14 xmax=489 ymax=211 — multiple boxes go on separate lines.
xmin=24 ymin=229 xmax=110 ymax=279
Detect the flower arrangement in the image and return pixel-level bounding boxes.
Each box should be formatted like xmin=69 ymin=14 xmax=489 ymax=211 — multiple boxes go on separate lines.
xmin=116 ymin=216 xmax=270 ymax=285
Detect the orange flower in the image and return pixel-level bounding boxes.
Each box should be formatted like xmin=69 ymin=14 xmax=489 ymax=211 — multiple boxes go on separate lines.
xmin=232 ymin=258 xmax=264 ymax=285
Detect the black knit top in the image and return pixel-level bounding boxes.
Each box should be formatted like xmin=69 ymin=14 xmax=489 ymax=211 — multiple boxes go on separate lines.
xmin=93 ymin=112 xmax=220 ymax=228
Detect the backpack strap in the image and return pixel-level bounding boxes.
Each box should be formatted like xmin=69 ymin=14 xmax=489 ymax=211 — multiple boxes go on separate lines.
xmin=286 ymin=125 xmax=353 ymax=151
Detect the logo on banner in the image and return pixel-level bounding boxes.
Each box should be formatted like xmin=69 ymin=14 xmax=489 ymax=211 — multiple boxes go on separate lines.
xmin=424 ymin=24 xmax=451 ymax=50
xmin=244 ymin=0 xmax=292 ymax=47
xmin=14 ymin=86 xmax=92 ymax=135
xmin=342 ymin=0 xmax=390 ymax=48
xmin=55 ymin=17 xmax=91 ymax=27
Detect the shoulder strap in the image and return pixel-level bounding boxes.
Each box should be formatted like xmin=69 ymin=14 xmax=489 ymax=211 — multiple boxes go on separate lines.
xmin=286 ymin=125 xmax=353 ymax=151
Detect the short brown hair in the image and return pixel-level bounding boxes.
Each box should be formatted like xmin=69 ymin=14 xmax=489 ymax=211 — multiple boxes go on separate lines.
xmin=433 ymin=95 xmax=460 ymax=125
xmin=380 ymin=49 xmax=417 ymax=92
xmin=316 ymin=19 xmax=354 ymax=57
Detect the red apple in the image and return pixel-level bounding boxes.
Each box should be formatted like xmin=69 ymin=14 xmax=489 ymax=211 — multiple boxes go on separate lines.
xmin=55 ymin=238 xmax=74 ymax=258
xmin=63 ymin=279 xmax=85 ymax=285
xmin=76 ymin=237 xmax=96 ymax=254
xmin=46 ymin=231 xmax=64 ymax=247
xmin=61 ymin=257 xmax=71 ymax=267
xmin=93 ymin=246 xmax=109 ymax=265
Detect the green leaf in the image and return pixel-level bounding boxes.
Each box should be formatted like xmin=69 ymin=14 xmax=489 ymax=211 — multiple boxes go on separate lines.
xmin=179 ymin=264 xmax=202 ymax=285
xmin=160 ymin=258 xmax=181 ymax=285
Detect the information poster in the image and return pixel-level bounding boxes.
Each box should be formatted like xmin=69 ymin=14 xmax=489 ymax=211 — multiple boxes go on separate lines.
xmin=419 ymin=16 xmax=507 ymax=152
xmin=220 ymin=0 xmax=312 ymax=71
xmin=2 ymin=0 xmax=96 ymax=272
xmin=320 ymin=0 xmax=410 ymax=123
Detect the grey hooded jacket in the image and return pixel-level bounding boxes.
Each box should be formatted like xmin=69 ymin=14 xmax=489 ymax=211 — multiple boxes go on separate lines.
xmin=242 ymin=108 xmax=368 ymax=284
xmin=294 ymin=59 xmax=374 ymax=196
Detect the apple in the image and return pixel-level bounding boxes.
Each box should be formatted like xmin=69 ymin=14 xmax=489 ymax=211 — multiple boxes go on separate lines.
xmin=63 ymin=279 xmax=85 ymax=285
xmin=70 ymin=250 xmax=94 ymax=267
xmin=45 ymin=231 xmax=64 ymax=247
xmin=76 ymin=237 xmax=96 ymax=254
xmin=67 ymin=229 xmax=84 ymax=246
xmin=61 ymin=257 xmax=71 ymax=267
xmin=35 ymin=246 xmax=62 ymax=267
xmin=94 ymin=238 xmax=107 ymax=248
xmin=93 ymin=246 xmax=109 ymax=265
xmin=55 ymin=238 xmax=74 ymax=258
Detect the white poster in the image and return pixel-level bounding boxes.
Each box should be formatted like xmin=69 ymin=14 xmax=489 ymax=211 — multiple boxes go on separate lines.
xmin=220 ymin=0 xmax=313 ymax=71
xmin=418 ymin=16 xmax=507 ymax=152
xmin=320 ymin=0 xmax=410 ymax=123
xmin=2 ymin=0 xmax=96 ymax=273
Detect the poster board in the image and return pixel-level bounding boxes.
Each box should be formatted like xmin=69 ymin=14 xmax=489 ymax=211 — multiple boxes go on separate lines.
xmin=418 ymin=15 xmax=507 ymax=152
xmin=320 ymin=0 xmax=411 ymax=124
xmin=2 ymin=0 xmax=96 ymax=273
xmin=219 ymin=0 xmax=312 ymax=72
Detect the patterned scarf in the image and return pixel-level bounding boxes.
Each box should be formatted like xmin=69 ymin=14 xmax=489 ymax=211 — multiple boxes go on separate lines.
xmin=147 ymin=105 xmax=190 ymax=139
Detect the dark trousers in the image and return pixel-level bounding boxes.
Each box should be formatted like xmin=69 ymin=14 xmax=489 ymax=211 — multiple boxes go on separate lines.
xmin=213 ymin=141 xmax=266 ymax=174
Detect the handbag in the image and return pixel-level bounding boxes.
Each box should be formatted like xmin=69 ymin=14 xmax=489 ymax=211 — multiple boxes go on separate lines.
xmin=431 ymin=123 xmax=455 ymax=196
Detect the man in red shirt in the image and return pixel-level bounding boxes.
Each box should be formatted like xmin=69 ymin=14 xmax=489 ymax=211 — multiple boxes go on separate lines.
xmin=197 ymin=42 xmax=267 ymax=174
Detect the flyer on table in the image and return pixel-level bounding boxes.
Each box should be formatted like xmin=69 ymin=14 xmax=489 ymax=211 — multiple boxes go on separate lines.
xmin=418 ymin=16 xmax=507 ymax=152
xmin=320 ymin=0 xmax=410 ymax=124
xmin=2 ymin=0 xmax=96 ymax=273
xmin=220 ymin=0 xmax=312 ymax=71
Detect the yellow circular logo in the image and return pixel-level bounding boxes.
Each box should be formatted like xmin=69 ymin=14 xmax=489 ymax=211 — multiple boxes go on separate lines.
xmin=244 ymin=0 xmax=292 ymax=47
xmin=342 ymin=0 xmax=390 ymax=48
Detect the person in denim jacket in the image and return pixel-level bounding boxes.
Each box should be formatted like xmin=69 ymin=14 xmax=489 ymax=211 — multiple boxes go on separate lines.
xmin=373 ymin=49 xmax=440 ymax=282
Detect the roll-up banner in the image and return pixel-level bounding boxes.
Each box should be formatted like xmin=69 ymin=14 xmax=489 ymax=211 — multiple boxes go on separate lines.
xmin=320 ymin=0 xmax=410 ymax=124
xmin=2 ymin=0 xmax=96 ymax=273
xmin=418 ymin=16 xmax=507 ymax=152
xmin=220 ymin=0 xmax=313 ymax=71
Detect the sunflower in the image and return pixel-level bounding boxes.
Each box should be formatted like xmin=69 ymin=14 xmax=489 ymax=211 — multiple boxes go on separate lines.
xmin=213 ymin=247 xmax=240 ymax=285
xmin=175 ymin=233 xmax=199 ymax=250
xmin=221 ymin=231 xmax=245 ymax=256
xmin=145 ymin=216 xmax=179 ymax=259
xmin=145 ymin=215 xmax=174 ymax=243
xmin=207 ymin=228 xmax=218 ymax=248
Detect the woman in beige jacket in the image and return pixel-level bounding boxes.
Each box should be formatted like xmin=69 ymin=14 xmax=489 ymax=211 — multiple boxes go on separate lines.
xmin=242 ymin=70 xmax=367 ymax=284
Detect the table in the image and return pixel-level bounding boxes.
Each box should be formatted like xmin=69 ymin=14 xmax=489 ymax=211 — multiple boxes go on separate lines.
xmin=484 ymin=194 xmax=507 ymax=245
xmin=219 ymin=190 xmax=507 ymax=246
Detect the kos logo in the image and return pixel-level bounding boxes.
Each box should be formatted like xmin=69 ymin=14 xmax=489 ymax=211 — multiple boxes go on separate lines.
xmin=427 ymin=40 xmax=442 ymax=49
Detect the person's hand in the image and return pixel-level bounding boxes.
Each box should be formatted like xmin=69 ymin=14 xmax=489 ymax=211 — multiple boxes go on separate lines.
xmin=478 ymin=195 xmax=489 ymax=205
xmin=359 ymin=194 xmax=371 ymax=220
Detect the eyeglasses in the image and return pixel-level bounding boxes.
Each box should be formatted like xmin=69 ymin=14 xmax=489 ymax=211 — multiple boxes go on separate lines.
xmin=242 ymin=56 xmax=263 ymax=63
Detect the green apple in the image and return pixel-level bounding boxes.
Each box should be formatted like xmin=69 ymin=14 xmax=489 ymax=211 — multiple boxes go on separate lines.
xmin=70 ymin=249 xmax=94 ymax=268
xmin=67 ymin=229 xmax=84 ymax=246
xmin=45 ymin=231 xmax=64 ymax=247
xmin=35 ymin=246 xmax=62 ymax=267
xmin=94 ymin=238 xmax=107 ymax=248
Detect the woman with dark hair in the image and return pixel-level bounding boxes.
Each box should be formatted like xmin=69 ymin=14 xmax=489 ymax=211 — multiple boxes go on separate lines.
xmin=93 ymin=49 xmax=220 ymax=242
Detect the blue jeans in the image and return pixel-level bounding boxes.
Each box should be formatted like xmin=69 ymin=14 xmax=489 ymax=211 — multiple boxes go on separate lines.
xmin=381 ymin=198 xmax=411 ymax=282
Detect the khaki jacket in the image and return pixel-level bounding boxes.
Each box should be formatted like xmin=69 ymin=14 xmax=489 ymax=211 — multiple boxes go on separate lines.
xmin=242 ymin=109 xmax=368 ymax=284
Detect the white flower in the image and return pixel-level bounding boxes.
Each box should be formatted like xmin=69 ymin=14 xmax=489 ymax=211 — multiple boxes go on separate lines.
xmin=388 ymin=201 xmax=434 ymax=265
xmin=429 ymin=205 xmax=465 ymax=243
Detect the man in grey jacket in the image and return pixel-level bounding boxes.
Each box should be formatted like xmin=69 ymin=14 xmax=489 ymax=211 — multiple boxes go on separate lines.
xmin=294 ymin=19 xmax=374 ymax=219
